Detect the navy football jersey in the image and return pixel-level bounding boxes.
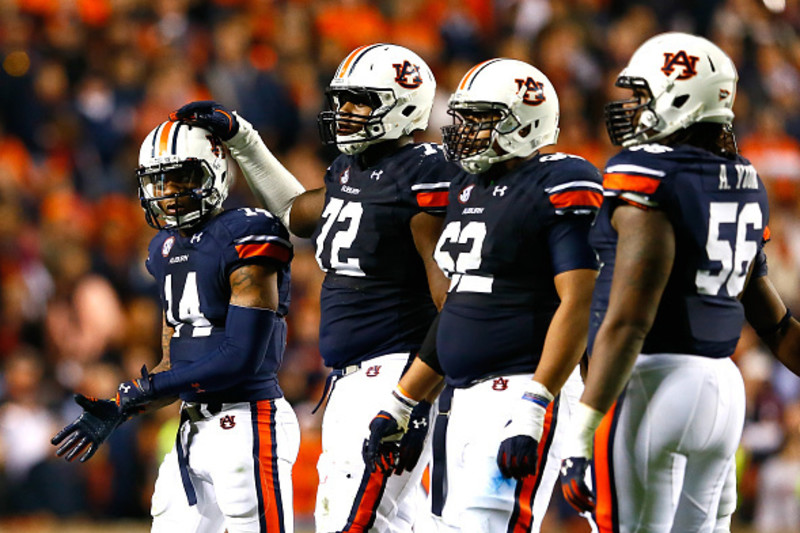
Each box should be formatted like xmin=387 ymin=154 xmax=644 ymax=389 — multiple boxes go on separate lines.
xmin=313 ymin=143 xmax=458 ymax=368
xmin=589 ymin=144 xmax=770 ymax=358
xmin=146 ymin=207 xmax=292 ymax=402
xmin=434 ymin=153 xmax=602 ymax=387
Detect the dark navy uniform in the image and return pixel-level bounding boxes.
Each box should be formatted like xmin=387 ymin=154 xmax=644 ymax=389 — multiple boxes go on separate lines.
xmin=589 ymin=144 xmax=770 ymax=357
xmin=313 ymin=142 xmax=456 ymax=368
xmin=146 ymin=207 xmax=292 ymax=402
xmin=313 ymin=143 xmax=457 ymax=533
xmin=434 ymin=153 xmax=602 ymax=387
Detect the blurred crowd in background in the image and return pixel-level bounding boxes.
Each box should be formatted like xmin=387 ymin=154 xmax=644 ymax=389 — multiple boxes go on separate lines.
xmin=0 ymin=0 xmax=799 ymax=531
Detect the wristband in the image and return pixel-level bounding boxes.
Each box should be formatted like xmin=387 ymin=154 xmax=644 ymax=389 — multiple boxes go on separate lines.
xmin=384 ymin=385 xmax=418 ymax=431
xmin=562 ymin=401 xmax=604 ymax=459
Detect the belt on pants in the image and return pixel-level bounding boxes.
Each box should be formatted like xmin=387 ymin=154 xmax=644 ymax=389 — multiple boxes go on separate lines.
xmin=431 ymin=384 xmax=454 ymax=517
xmin=175 ymin=401 xmax=223 ymax=506
xmin=311 ymin=364 xmax=361 ymax=414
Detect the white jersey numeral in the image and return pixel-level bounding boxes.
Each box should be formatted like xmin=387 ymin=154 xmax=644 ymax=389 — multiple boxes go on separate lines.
xmin=696 ymin=201 xmax=762 ymax=297
xmin=165 ymin=272 xmax=213 ymax=337
xmin=315 ymin=198 xmax=366 ymax=277
xmin=434 ymin=220 xmax=493 ymax=293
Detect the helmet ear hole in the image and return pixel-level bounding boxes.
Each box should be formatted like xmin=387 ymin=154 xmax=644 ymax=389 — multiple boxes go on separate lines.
xmin=518 ymin=124 xmax=532 ymax=138
xmin=672 ymin=95 xmax=690 ymax=108
xmin=402 ymin=105 xmax=416 ymax=117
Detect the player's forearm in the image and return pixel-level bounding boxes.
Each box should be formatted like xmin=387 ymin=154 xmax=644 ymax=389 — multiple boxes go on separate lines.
xmin=226 ymin=113 xmax=305 ymax=228
xmin=152 ymin=306 xmax=279 ymax=396
xmin=533 ymin=303 xmax=589 ymax=395
xmin=580 ymin=320 xmax=647 ymax=412
xmin=399 ymin=357 xmax=443 ymax=402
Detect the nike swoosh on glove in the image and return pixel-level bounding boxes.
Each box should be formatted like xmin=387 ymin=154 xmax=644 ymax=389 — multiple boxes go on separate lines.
xmin=51 ymin=394 xmax=127 ymax=463
xmin=170 ymin=100 xmax=239 ymax=141
xmin=560 ymin=456 xmax=595 ymax=513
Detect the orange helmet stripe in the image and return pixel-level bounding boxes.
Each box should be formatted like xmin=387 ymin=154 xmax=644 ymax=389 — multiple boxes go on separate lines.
xmin=338 ymin=45 xmax=372 ymax=79
xmin=458 ymin=60 xmax=496 ymax=91
xmin=157 ymin=121 xmax=175 ymax=156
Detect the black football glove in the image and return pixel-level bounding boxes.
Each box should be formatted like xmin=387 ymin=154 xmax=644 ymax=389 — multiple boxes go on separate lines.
xmin=51 ymin=394 xmax=126 ymax=463
xmin=560 ymin=456 xmax=595 ymax=513
xmin=362 ymin=411 xmax=404 ymax=474
xmin=496 ymin=382 xmax=552 ymax=479
xmin=497 ymin=433 xmax=539 ymax=479
xmin=169 ymin=100 xmax=239 ymax=140
xmin=115 ymin=365 xmax=155 ymax=415
xmin=394 ymin=400 xmax=431 ymax=474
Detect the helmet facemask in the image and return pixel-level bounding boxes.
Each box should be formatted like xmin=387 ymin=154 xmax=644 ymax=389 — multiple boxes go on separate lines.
xmin=318 ymin=88 xmax=397 ymax=154
xmin=604 ymin=76 xmax=658 ymax=146
xmin=138 ymin=158 xmax=221 ymax=230
xmin=442 ymin=103 xmax=518 ymax=174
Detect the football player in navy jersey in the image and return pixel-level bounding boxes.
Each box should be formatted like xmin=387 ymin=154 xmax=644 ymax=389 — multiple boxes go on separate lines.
xmin=52 ymin=120 xmax=300 ymax=533
xmin=558 ymin=32 xmax=796 ymax=533
xmin=170 ymin=44 xmax=458 ymax=533
xmin=363 ymin=58 xmax=602 ymax=532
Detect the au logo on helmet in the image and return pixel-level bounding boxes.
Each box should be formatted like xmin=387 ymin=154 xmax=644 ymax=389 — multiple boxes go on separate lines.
xmin=515 ymin=77 xmax=546 ymax=106
xmin=393 ymin=60 xmax=423 ymax=89
xmin=661 ymin=50 xmax=699 ymax=80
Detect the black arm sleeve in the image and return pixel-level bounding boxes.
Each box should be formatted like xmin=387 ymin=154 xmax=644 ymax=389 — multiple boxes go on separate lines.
xmin=418 ymin=312 xmax=443 ymax=375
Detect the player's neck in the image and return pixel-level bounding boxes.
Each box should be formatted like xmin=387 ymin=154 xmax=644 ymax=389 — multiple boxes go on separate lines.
xmin=358 ymin=136 xmax=413 ymax=168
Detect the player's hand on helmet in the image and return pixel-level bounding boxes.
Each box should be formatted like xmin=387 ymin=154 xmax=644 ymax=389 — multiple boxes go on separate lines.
xmin=560 ymin=456 xmax=595 ymax=513
xmin=394 ymin=400 xmax=431 ymax=474
xmin=170 ymin=100 xmax=239 ymax=141
xmin=362 ymin=387 xmax=417 ymax=474
xmin=51 ymin=394 xmax=127 ymax=463
xmin=115 ymin=365 xmax=155 ymax=415
xmin=496 ymin=381 xmax=553 ymax=479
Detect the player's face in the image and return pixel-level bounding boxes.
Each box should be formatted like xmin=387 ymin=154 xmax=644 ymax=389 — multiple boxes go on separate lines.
xmin=336 ymin=91 xmax=374 ymax=135
xmin=152 ymin=167 xmax=203 ymax=218
xmin=626 ymin=87 xmax=651 ymax=128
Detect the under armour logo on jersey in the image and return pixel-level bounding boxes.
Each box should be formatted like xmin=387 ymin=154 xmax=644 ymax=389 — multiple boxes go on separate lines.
xmin=340 ymin=168 xmax=350 ymax=184
xmin=412 ymin=418 xmax=428 ymax=429
xmin=661 ymin=50 xmax=699 ymax=80
xmin=366 ymin=365 xmax=381 ymax=377
xmin=190 ymin=232 xmax=203 ymax=244
xmin=220 ymin=415 xmax=236 ymax=430
xmin=514 ymin=77 xmax=546 ymax=106
xmin=393 ymin=60 xmax=423 ymax=89
xmin=493 ymin=185 xmax=508 ymax=197
xmin=119 ymin=383 xmax=131 ymax=393
xmin=492 ymin=378 xmax=509 ymax=391
xmin=370 ymin=170 xmax=383 ymax=180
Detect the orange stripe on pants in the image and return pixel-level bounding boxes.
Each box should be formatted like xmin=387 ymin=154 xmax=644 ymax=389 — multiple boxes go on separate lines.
xmin=593 ymin=399 xmax=620 ymax=533
xmin=342 ymin=467 xmax=389 ymax=532
xmin=509 ymin=398 xmax=557 ymax=533
xmin=253 ymin=400 xmax=285 ymax=533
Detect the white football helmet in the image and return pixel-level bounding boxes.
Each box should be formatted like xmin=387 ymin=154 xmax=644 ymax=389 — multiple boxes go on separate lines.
xmin=318 ymin=43 xmax=436 ymax=155
xmin=138 ymin=120 xmax=231 ymax=229
xmin=442 ymin=58 xmax=560 ymax=174
xmin=605 ymin=32 xmax=738 ymax=146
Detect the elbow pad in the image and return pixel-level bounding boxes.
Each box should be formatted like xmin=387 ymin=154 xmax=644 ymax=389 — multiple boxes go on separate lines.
xmin=226 ymin=113 xmax=305 ymax=229
xmin=151 ymin=305 xmax=280 ymax=396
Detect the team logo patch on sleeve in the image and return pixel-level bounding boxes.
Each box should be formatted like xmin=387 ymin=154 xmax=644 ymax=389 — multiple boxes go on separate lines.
xmin=162 ymin=236 xmax=176 ymax=257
